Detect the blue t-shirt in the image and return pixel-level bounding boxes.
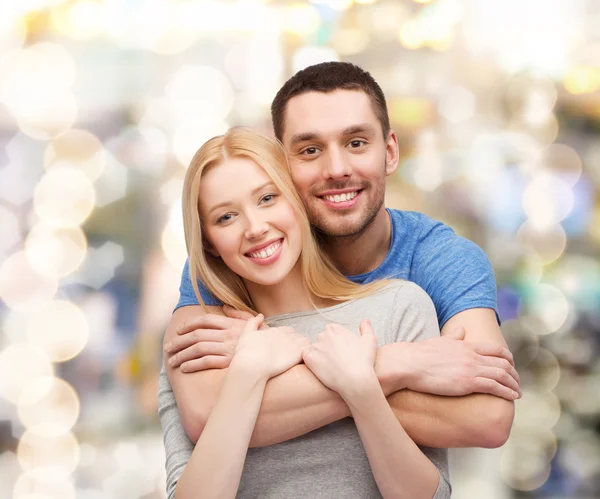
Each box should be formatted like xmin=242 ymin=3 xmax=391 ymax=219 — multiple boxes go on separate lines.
xmin=175 ymin=209 xmax=499 ymax=328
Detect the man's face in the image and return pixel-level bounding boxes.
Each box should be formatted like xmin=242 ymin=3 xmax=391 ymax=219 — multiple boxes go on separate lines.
xmin=281 ymin=90 xmax=398 ymax=238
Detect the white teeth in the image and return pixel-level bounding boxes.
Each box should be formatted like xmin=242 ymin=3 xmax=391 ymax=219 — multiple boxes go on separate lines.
xmin=248 ymin=240 xmax=281 ymax=259
xmin=323 ymin=191 xmax=358 ymax=203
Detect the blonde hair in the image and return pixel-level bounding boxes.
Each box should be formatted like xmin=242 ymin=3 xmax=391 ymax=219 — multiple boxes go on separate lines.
xmin=182 ymin=127 xmax=388 ymax=314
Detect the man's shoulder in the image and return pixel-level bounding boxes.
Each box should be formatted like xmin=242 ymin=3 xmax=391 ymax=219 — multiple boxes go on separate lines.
xmin=387 ymin=209 xmax=453 ymax=238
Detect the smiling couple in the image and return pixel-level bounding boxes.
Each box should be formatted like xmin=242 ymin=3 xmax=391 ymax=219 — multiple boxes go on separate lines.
xmin=158 ymin=62 xmax=520 ymax=499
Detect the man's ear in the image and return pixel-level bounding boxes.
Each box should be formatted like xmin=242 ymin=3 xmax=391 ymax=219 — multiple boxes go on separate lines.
xmin=384 ymin=130 xmax=399 ymax=176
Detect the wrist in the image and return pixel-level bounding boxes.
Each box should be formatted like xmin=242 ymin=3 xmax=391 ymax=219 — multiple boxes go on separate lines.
xmin=229 ymin=356 xmax=269 ymax=384
xmin=340 ymin=371 xmax=381 ymax=407
xmin=375 ymin=343 xmax=414 ymax=395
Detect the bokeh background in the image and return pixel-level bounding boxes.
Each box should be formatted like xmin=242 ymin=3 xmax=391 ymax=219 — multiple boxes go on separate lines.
xmin=0 ymin=0 xmax=599 ymax=497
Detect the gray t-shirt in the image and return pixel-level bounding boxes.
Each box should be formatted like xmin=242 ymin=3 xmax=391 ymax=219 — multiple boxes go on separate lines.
xmin=159 ymin=281 xmax=452 ymax=498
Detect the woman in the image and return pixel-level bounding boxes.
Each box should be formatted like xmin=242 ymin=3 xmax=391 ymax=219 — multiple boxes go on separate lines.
xmin=161 ymin=127 xmax=451 ymax=498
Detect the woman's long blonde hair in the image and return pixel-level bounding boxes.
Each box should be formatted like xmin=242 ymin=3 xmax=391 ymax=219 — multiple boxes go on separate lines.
xmin=182 ymin=127 xmax=388 ymax=314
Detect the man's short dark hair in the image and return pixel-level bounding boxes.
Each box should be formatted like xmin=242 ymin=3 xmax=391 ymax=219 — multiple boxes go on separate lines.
xmin=271 ymin=61 xmax=391 ymax=141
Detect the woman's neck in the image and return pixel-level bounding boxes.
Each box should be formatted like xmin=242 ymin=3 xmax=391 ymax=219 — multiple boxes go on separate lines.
xmin=244 ymin=261 xmax=331 ymax=318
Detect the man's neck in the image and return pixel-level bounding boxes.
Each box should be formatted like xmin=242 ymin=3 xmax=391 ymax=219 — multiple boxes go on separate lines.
xmin=321 ymin=207 xmax=392 ymax=276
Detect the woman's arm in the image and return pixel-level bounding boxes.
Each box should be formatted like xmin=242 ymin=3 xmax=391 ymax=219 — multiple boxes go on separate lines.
xmin=175 ymin=359 xmax=267 ymax=499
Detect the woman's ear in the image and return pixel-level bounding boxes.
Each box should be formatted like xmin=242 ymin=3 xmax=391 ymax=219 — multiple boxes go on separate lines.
xmin=202 ymin=237 xmax=220 ymax=258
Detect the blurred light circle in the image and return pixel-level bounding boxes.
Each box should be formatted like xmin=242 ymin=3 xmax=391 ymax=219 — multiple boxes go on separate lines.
xmin=0 ymin=43 xmax=76 ymax=108
xmin=13 ymin=469 xmax=76 ymax=499
xmin=559 ymin=430 xmax=600 ymax=479
xmin=172 ymin=121 xmax=229 ymax=168
xmin=0 ymin=252 xmax=58 ymax=311
xmin=166 ymin=66 xmax=234 ymax=125
xmin=513 ymin=390 xmax=561 ymax=429
xmin=292 ymin=46 xmax=340 ymax=74
xmin=17 ymin=424 xmax=80 ymax=480
xmin=44 ymin=129 xmax=107 ymax=182
xmin=0 ymin=15 xmax=27 ymax=53
xmin=0 ymin=343 xmax=53 ymax=404
xmin=516 ymin=221 xmax=567 ymax=265
xmin=0 ymin=204 xmax=20 ymax=255
xmin=18 ymin=376 xmax=80 ymax=432
xmin=161 ymin=203 xmax=187 ymax=270
xmin=537 ymin=143 xmax=583 ymax=187
xmin=51 ymin=1 xmax=106 ymax=40
xmin=500 ymin=427 xmax=556 ymax=491
xmin=398 ymin=19 xmax=423 ymax=49
xmin=17 ymin=93 xmax=78 ymax=140
xmin=564 ymin=66 xmax=600 ymax=94
xmin=25 ymin=224 xmax=87 ymax=279
xmin=280 ymin=4 xmax=321 ymax=36
xmin=528 ymin=284 xmax=570 ymax=334
xmin=27 ymin=300 xmax=89 ymax=363
xmin=515 ymin=347 xmax=561 ymax=394
xmin=522 ymin=174 xmax=573 ymax=231
xmin=506 ymin=75 xmax=557 ymax=126
xmin=438 ymin=86 xmax=476 ymax=124
xmin=33 ymin=168 xmax=96 ymax=228
xmin=332 ymin=28 xmax=370 ymax=55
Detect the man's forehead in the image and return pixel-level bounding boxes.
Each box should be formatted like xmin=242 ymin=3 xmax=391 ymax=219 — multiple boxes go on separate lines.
xmin=282 ymin=90 xmax=379 ymax=142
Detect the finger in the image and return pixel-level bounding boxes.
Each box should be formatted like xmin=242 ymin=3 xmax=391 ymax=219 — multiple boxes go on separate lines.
xmin=480 ymin=355 xmax=521 ymax=385
xmin=444 ymin=325 xmax=466 ymax=340
xmin=473 ymin=377 xmax=520 ymax=401
xmin=181 ymin=355 xmax=231 ymax=373
xmin=471 ymin=343 xmax=515 ymax=365
xmin=165 ymin=329 xmax=226 ymax=354
xmin=177 ymin=314 xmax=234 ymax=334
xmin=359 ymin=319 xmax=375 ymax=337
xmin=477 ymin=366 xmax=521 ymax=395
xmin=223 ymin=305 xmax=256 ymax=321
xmin=169 ymin=342 xmax=228 ymax=367
xmin=243 ymin=313 xmax=264 ymax=333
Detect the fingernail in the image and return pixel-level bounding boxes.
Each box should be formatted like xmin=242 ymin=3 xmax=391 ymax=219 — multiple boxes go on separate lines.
xmin=164 ymin=342 xmax=172 ymax=352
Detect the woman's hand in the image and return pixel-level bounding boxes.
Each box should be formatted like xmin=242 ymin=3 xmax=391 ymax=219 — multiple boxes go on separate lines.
xmin=303 ymin=320 xmax=378 ymax=400
xmin=232 ymin=315 xmax=310 ymax=380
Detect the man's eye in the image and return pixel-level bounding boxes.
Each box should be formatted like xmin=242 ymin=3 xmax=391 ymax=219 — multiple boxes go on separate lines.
xmin=301 ymin=147 xmax=319 ymax=155
xmin=349 ymin=140 xmax=365 ymax=148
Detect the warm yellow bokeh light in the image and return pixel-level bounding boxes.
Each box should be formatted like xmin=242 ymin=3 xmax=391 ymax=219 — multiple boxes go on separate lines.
xmin=25 ymin=224 xmax=88 ymax=279
xmin=172 ymin=121 xmax=229 ymax=168
xmin=17 ymin=93 xmax=78 ymax=140
xmin=280 ymin=4 xmax=321 ymax=36
xmin=51 ymin=0 xmax=106 ymax=40
xmin=564 ymin=66 xmax=600 ymax=95
xmin=539 ymin=143 xmax=583 ymax=186
xmin=44 ymin=129 xmax=107 ymax=182
xmin=0 ymin=252 xmax=58 ymax=311
xmin=517 ymin=222 xmax=567 ymax=265
xmin=514 ymin=390 xmax=561 ymax=430
xmin=17 ymin=425 xmax=80 ymax=480
xmin=27 ymin=300 xmax=89 ymax=362
xmin=529 ymin=284 xmax=570 ymax=334
xmin=0 ymin=343 xmax=54 ymax=405
xmin=522 ymin=174 xmax=573 ymax=231
xmin=33 ymin=168 xmax=96 ymax=228
xmin=14 ymin=469 xmax=76 ymax=499
xmin=18 ymin=376 xmax=80 ymax=432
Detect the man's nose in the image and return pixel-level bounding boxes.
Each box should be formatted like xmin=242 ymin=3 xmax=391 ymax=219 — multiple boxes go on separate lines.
xmin=323 ymin=147 xmax=352 ymax=179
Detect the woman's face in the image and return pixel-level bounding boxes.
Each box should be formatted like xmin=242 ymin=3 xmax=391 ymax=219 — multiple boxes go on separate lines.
xmin=199 ymin=157 xmax=303 ymax=287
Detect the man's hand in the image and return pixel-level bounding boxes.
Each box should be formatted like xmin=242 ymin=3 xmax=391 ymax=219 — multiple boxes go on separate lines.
xmin=164 ymin=312 xmax=248 ymax=372
xmin=376 ymin=326 xmax=521 ymax=400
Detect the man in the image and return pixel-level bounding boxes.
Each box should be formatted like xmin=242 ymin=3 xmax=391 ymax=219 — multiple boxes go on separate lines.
xmin=160 ymin=62 xmax=518 ymax=466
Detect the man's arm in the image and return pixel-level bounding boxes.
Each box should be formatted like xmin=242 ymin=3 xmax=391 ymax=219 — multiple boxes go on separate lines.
xmin=166 ymin=306 xmax=517 ymax=448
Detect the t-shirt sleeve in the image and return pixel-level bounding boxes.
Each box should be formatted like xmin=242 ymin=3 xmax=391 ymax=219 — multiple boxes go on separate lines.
xmin=390 ymin=281 xmax=441 ymax=343
xmin=158 ymin=365 xmax=195 ymax=499
xmin=411 ymin=223 xmax=499 ymax=329
xmin=175 ymin=259 xmax=222 ymax=311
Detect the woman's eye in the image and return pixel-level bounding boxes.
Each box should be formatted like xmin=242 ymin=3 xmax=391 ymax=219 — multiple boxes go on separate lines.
xmin=217 ymin=213 xmax=233 ymax=224
xmin=260 ymin=194 xmax=278 ymax=204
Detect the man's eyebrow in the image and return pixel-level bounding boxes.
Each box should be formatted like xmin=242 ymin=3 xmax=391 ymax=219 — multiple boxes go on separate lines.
xmin=207 ymin=182 xmax=275 ymax=216
xmin=289 ymin=132 xmax=319 ymax=146
xmin=341 ymin=123 xmax=377 ymax=136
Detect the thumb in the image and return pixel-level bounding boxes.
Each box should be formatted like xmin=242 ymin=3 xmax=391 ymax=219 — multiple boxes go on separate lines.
xmin=223 ymin=304 xmax=256 ymax=321
xmin=445 ymin=325 xmax=466 ymax=340
xmin=244 ymin=313 xmax=264 ymax=332
xmin=359 ymin=319 xmax=375 ymax=338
